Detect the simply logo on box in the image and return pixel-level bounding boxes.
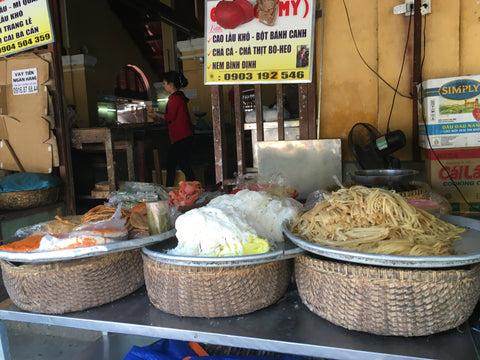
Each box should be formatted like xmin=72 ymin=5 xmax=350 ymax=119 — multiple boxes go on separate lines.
xmin=418 ymin=76 xmax=480 ymax=149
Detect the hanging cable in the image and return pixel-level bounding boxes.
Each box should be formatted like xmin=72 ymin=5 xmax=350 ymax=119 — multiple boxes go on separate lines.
xmin=421 ymin=13 xmax=426 ymax=71
xmin=386 ymin=12 xmax=412 ymax=133
xmin=342 ymin=0 xmax=413 ymax=100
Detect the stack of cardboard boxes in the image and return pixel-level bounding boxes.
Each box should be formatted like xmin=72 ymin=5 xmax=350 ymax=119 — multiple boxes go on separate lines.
xmin=0 ymin=52 xmax=58 ymax=174
xmin=419 ymin=75 xmax=480 ymax=213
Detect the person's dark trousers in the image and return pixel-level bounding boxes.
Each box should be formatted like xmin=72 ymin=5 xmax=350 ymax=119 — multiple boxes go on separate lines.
xmin=166 ymin=136 xmax=195 ymax=186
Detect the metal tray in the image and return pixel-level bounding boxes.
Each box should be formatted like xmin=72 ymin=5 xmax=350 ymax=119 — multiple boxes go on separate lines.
xmin=0 ymin=228 xmax=177 ymax=263
xmin=142 ymin=236 xmax=305 ymax=267
xmin=282 ymin=214 xmax=480 ymax=268
xmin=348 ymin=169 xmax=419 ymax=186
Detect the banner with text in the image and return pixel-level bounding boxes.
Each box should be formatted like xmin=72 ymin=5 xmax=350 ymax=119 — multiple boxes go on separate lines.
xmin=0 ymin=0 xmax=54 ymax=57
xmin=205 ymin=0 xmax=315 ymax=85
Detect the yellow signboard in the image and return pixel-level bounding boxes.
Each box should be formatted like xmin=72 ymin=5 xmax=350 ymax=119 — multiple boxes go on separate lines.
xmin=0 ymin=0 xmax=54 ymax=57
xmin=205 ymin=0 xmax=315 ymax=85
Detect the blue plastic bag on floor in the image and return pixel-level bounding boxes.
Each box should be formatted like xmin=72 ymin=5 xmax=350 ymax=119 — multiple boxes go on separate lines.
xmin=124 ymin=339 xmax=199 ymax=360
xmin=123 ymin=339 xmax=300 ymax=360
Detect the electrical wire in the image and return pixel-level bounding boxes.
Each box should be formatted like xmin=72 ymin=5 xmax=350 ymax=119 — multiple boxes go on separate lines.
xmin=343 ymin=1 xmax=479 ymax=211
xmin=418 ymin=15 xmax=480 ymax=212
xmin=421 ymin=12 xmax=426 ymax=70
xmin=386 ymin=11 xmax=412 ymax=133
xmin=341 ymin=0 xmax=413 ymax=100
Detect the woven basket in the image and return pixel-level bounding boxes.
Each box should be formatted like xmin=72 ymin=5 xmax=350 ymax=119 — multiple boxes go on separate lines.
xmin=295 ymin=254 xmax=480 ymax=337
xmin=0 ymin=249 xmax=144 ymax=314
xmin=143 ymin=253 xmax=292 ymax=318
xmin=398 ymin=181 xmax=430 ymax=200
xmin=0 ymin=187 xmax=59 ymax=210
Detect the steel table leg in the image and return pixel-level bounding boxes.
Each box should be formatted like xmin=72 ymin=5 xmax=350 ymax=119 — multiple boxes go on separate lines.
xmin=0 ymin=320 xmax=11 ymax=360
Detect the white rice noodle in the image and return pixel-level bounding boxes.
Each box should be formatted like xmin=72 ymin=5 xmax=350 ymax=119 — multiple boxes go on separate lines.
xmin=205 ymin=189 xmax=301 ymax=244
xmin=171 ymin=206 xmax=257 ymax=257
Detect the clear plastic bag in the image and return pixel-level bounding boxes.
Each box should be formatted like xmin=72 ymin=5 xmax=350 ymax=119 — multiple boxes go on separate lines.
xmin=37 ymin=205 xmax=128 ymax=252
xmin=107 ymin=191 xmax=159 ymax=209
xmin=107 ymin=182 xmax=170 ymax=209
xmin=233 ymin=172 xmax=297 ymax=198
xmin=122 ymin=181 xmax=170 ymax=199
xmin=74 ymin=204 xmax=127 ymax=235
xmin=145 ymin=200 xmax=172 ymax=235
xmin=430 ymin=191 xmax=452 ymax=214
xmin=303 ymin=190 xmax=329 ymax=211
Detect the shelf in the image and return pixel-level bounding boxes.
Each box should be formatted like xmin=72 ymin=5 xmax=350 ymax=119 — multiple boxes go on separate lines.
xmin=0 ymin=202 xmax=64 ymax=221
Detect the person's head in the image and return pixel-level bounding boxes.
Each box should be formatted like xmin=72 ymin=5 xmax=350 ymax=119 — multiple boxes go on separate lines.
xmin=162 ymin=71 xmax=188 ymax=94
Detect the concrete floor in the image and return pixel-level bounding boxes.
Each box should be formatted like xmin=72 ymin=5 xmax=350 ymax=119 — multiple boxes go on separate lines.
xmin=5 ymin=321 xmax=102 ymax=359
xmin=4 ymin=321 xmax=160 ymax=359
xmin=0 ymin=279 xmax=159 ymax=360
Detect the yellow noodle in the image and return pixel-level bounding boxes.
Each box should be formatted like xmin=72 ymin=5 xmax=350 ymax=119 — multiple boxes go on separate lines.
xmin=290 ymin=186 xmax=465 ymax=256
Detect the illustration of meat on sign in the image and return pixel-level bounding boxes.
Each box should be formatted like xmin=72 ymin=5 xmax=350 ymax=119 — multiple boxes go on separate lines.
xmin=215 ymin=0 xmax=255 ymax=29
xmin=257 ymin=0 xmax=279 ymax=26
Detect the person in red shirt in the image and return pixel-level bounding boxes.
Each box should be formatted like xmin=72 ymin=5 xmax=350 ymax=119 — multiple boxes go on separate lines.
xmin=162 ymin=71 xmax=196 ymax=187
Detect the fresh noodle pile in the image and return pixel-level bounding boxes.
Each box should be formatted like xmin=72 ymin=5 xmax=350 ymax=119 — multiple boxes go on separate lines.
xmin=290 ymin=186 xmax=465 ymax=256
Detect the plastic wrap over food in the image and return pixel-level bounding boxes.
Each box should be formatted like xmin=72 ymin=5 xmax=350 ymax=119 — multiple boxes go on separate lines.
xmin=0 ymin=210 xmax=177 ymax=262
xmin=9 ymin=222 xmax=47 ymax=242
xmin=107 ymin=181 xmax=170 ymax=209
xmin=208 ymin=189 xmax=302 ymax=244
xmin=107 ymin=191 xmax=159 ymax=209
xmin=146 ymin=200 xmax=172 ymax=235
xmin=171 ymin=206 xmax=262 ymax=257
xmin=37 ymin=233 xmax=116 ymax=252
xmin=122 ymin=181 xmax=170 ymax=199
xmin=303 ymin=190 xmax=329 ymax=211
xmin=234 ymin=172 xmax=297 ymax=198
xmin=36 ymin=205 xmax=128 ymax=251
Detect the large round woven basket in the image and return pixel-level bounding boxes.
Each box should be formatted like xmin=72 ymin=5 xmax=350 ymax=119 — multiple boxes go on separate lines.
xmin=0 ymin=249 xmax=144 ymax=314
xmin=142 ymin=253 xmax=292 ymax=318
xmin=0 ymin=187 xmax=59 ymax=210
xmin=295 ymin=254 xmax=480 ymax=337
xmin=398 ymin=181 xmax=431 ymax=200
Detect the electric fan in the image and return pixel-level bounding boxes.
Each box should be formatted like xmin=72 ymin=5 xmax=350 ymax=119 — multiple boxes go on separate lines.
xmin=348 ymin=123 xmax=406 ymax=169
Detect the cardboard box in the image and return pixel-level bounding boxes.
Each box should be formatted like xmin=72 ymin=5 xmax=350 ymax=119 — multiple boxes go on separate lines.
xmin=0 ymin=52 xmax=57 ymax=173
xmin=418 ymin=75 xmax=480 ymax=149
xmin=425 ymin=147 xmax=480 ymax=212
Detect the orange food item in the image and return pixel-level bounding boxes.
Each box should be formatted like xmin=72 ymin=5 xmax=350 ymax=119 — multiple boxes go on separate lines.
xmin=62 ymin=236 xmax=101 ymax=249
xmin=43 ymin=234 xmax=108 ymax=250
xmin=169 ymin=181 xmax=203 ymax=207
xmin=129 ymin=202 xmax=147 ymax=213
xmin=0 ymin=235 xmax=42 ymax=252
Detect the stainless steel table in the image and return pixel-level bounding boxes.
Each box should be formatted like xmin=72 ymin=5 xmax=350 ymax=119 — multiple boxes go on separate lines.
xmin=0 ymin=287 xmax=478 ymax=360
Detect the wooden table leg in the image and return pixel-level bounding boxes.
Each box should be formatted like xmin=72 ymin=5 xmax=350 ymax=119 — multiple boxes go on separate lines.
xmin=153 ymin=149 xmax=162 ymax=184
xmin=135 ymin=139 xmax=145 ymax=182
xmin=104 ymin=131 xmax=116 ymax=192
xmin=126 ymin=139 xmax=135 ymax=182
